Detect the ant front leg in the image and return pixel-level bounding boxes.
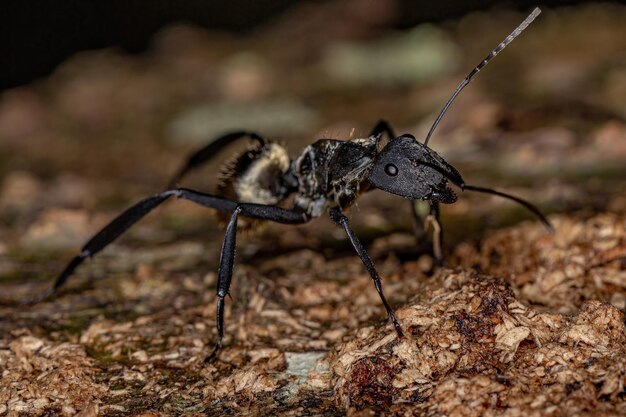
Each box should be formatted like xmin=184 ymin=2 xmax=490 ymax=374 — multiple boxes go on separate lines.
xmin=329 ymin=207 xmax=403 ymax=338
xmin=409 ymin=201 xmax=427 ymax=243
xmin=408 ymin=201 xmax=445 ymax=264
xmin=403 ymin=200 xmax=445 ymax=263
xmin=424 ymin=202 xmax=444 ymax=263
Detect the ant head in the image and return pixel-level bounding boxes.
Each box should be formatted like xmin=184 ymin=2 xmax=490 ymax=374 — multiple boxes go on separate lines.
xmin=368 ymin=134 xmax=464 ymax=204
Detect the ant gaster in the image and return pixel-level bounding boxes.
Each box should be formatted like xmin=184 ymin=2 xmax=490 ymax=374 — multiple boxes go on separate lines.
xmin=30 ymin=8 xmax=551 ymax=361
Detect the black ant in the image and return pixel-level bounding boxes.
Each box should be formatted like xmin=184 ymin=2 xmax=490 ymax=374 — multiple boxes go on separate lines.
xmin=29 ymin=8 xmax=551 ymax=361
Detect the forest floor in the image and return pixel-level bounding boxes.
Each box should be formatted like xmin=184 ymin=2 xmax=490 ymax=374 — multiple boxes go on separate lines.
xmin=0 ymin=2 xmax=625 ymax=416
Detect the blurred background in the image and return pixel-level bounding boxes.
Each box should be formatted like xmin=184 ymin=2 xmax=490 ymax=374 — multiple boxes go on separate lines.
xmin=0 ymin=0 xmax=625 ymax=292
xmin=1 ymin=4 xmax=625 ymax=413
xmin=0 ymin=0 xmax=600 ymax=90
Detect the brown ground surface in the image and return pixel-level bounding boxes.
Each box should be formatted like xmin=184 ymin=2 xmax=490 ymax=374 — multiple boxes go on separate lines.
xmin=1 ymin=2 xmax=625 ymax=416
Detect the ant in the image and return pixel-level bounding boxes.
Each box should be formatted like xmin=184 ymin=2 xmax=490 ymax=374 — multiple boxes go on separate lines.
xmin=29 ymin=8 xmax=551 ymax=361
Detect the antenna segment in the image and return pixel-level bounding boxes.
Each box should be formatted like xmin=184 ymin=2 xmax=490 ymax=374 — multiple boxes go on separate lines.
xmin=423 ymin=7 xmax=541 ymax=147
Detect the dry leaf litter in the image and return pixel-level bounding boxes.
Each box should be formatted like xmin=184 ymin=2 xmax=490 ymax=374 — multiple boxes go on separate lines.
xmin=1 ymin=212 xmax=625 ymax=415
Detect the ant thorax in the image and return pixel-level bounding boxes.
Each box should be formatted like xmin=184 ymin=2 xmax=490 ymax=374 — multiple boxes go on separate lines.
xmin=293 ymin=136 xmax=377 ymax=217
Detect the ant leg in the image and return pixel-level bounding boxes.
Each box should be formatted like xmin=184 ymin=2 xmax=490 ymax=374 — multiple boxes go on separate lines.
xmin=369 ymin=119 xmax=396 ymax=139
xmin=24 ymin=191 xmax=180 ymax=304
xmin=329 ymin=207 xmax=403 ymax=338
xmin=409 ymin=201 xmax=427 ymax=242
xmin=424 ymin=202 xmax=444 ymax=263
xmin=206 ymin=206 xmax=242 ymax=362
xmin=25 ymin=188 xmax=309 ymax=303
xmin=167 ymin=131 xmax=265 ymax=188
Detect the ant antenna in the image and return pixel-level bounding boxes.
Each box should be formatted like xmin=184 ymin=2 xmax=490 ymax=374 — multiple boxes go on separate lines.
xmin=415 ymin=162 xmax=552 ymax=233
xmin=463 ymin=184 xmax=554 ymax=234
xmin=423 ymin=7 xmax=541 ymax=147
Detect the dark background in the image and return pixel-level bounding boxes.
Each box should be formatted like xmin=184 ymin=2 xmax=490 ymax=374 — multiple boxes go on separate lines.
xmin=0 ymin=0 xmax=599 ymax=90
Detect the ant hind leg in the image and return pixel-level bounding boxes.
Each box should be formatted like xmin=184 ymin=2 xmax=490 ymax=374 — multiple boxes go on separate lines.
xmin=167 ymin=131 xmax=266 ymax=188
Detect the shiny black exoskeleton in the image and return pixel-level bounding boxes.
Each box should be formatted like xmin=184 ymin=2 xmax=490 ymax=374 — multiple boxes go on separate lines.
xmin=30 ymin=8 xmax=551 ymax=361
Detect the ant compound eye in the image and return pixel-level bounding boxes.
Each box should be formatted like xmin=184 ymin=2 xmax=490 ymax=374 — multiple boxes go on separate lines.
xmin=384 ymin=163 xmax=398 ymax=176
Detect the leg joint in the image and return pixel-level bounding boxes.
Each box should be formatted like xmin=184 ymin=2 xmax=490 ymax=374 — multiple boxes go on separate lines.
xmin=164 ymin=189 xmax=183 ymax=198
xmin=328 ymin=207 xmax=346 ymax=226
